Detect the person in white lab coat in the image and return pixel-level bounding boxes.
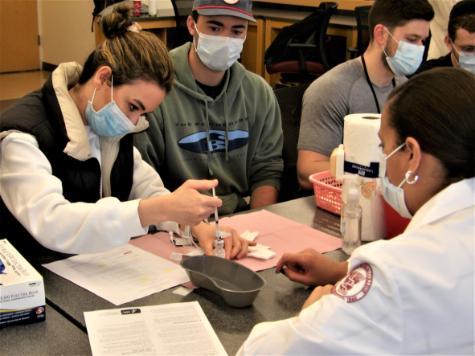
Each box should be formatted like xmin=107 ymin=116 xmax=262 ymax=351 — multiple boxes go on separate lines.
xmin=239 ymin=68 xmax=475 ymax=354
xmin=0 ymin=5 xmax=249 ymax=264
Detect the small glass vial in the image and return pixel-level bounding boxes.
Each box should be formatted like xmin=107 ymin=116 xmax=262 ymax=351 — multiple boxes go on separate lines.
xmin=213 ymin=239 xmax=225 ymax=258
xmin=183 ymin=225 xmax=193 ymax=245
xmin=341 ymin=177 xmax=362 ymax=255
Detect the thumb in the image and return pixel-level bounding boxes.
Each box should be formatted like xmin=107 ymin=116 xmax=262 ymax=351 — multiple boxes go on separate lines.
xmin=183 ymin=179 xmax=219 ymax=192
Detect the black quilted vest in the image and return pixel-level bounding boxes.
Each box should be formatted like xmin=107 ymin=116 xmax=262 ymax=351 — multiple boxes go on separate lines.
xmin=0 ymin=76 xmax=134 ymax=266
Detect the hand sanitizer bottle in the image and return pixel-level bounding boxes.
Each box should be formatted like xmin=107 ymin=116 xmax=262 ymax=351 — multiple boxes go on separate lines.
xmin=341 ymin=176 xmax=362 ymax=255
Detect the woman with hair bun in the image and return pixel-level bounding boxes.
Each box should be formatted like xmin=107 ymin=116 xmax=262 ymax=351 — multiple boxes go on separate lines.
xmin=0 ymin=5 xmax=249 ymax=264
xmin=240 ymin=68 xmax=475 ymax=354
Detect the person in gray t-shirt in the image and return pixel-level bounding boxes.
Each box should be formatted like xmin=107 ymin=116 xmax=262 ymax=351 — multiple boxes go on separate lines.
xmin=297 ymin=0 xmax=434 ymax=190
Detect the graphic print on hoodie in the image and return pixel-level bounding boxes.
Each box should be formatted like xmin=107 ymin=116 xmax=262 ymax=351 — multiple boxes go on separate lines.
xmin=178 ymin=129 xmax=249 ymax=153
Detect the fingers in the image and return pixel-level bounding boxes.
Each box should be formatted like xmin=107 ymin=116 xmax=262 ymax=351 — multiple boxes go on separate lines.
xmin=182 ymin=214 xmax=207 ymax=227
xmin=281 ymin=264 xmax=312 ymax=285
xmin=229 ymin=235 xmax=248 ymax=260
xmin=236 ymin=239 xmax=249 ymax=259
xmin=229 ymin=230 xmax=241 ymax=259
xmin=201 ymin=197 xmax=222 ymax=212
xmin=276 ymin=253 xmax=291 ymax=272
xmin=223 ymin=236 xmax=232 ymax=259
xmin=275 ymin=253 xmax=314 ymax=285
xmin=282 ymin=267 xmax=305 ymax=283
xmin=187 ymin=181 xmax=222 ymax=220
xmin=276 ymin=252 xmax=299 ymax=273
xmin=184 ymin=197 xmax=221 ymax=225
xmin=200 ymin=238 xmax=214 ymax=256
xmin=192 ymin=222 xmax=216 ymax=256
xmin=183 ymin=179 xmax=219 ymax=192
xmin=188 ymin=194 xmax=221 ymax=220
xmin=223 ymin=234 xmax=242 ymax=259
xmin=169 ymin=179 xmax=223 ymax=225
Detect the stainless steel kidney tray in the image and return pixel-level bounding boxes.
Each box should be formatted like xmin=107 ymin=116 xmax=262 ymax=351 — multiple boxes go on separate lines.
xmin=181 ymin=255 xmax=265 ymax=308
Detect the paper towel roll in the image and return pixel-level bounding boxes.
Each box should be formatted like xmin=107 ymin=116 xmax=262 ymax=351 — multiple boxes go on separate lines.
xmin=342 ymin=114 xmax=385 ymax=241
xmin=343 ymin=113 xmax=382 ymax=178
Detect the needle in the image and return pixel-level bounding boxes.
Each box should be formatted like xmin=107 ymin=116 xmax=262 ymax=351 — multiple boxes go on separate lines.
xmin=212 ymin=187 xmax=221 ymax=240
xmin=211 ymin=187 xmax=225 ymax=258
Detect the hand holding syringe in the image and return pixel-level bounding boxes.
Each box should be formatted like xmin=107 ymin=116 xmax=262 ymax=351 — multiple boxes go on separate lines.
xmin=170 ymin=182 xmax=251 ymax=259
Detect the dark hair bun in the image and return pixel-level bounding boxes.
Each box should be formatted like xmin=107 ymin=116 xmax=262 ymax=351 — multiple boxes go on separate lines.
xmin=101 ymin=4 xmax=133 ymax=39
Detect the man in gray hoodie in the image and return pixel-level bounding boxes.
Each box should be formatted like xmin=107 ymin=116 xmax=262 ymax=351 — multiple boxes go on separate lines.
xmin=134 ymin=0 xmax=283 ymax=215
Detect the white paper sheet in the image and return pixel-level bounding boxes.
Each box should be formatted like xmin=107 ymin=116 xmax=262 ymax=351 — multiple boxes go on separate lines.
xmin=43 ymin=244 xmax=189 ymax=305
xmin=84 ymin=302 xmax=227 ymax=356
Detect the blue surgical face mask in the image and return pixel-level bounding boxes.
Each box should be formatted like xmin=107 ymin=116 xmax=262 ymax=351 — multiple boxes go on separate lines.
xmin=452 ymin=44 xmax=475 ymax=74
xmin=384 ymin=30 xmax=425 ymax=76
xmin=193 ymin=25 xmax=245 ymax=72
xmin=379 ymin=143 xmax=413 ymax=218
xmin=85 ymin=79 xmax=135 ymax=137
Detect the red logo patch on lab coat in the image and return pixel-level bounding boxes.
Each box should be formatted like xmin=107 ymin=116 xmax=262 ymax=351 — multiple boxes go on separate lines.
xmin=332 ymin=263 xmax=373 ymax=303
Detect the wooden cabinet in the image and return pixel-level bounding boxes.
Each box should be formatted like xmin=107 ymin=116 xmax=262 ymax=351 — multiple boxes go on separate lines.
xmin=241 ymin=19 xmax=266 ymax=78
xmin=254 ymin=0 xmax=374 ymax=11
xmin=93 ymin=0 xmax=373 ymax=86
xmin=95 ymin=17 xmax=176 ymax=46
xmin=0 ymin=0 xmax=39 ymax=73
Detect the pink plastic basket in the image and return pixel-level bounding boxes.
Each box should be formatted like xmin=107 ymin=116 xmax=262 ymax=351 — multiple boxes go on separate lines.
xmin=309 ymin=171 xmax=342 ymax=215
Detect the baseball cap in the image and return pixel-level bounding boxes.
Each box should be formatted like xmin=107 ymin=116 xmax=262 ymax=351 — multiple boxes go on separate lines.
xmin=192 ymin=0 xmax=256 ymax=22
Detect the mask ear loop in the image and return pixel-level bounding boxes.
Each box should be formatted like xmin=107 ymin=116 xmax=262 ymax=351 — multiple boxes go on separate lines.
xmin=385 ymin=142 xmax=406 ymax=161
xmin=384 ymin=143 xmax=407 ymax=187
xmin=193 ymin=24 xmax=201 ymax=53
xmin=449 ymin=40 xmax=462 ymax=65
xmin=90 ymin=88 xmax=97 ymax=104
xmin=382 ymin=27 xmax=398 ymax=57
xmin=110 ymin=76 xmax=114 ymax=102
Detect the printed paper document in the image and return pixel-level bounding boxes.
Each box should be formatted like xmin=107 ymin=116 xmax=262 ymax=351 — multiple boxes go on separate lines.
xmin=43 ymin=244 xmax=189 ymax=305
xmin=84 ymin=302 xmax=227 ymax=356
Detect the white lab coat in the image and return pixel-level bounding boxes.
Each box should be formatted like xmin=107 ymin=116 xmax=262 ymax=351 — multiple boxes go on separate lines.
xmin=239 ymin=178 xmax=474 ymax=355
xmin=0 ymin=131 xmax=174 ymax=254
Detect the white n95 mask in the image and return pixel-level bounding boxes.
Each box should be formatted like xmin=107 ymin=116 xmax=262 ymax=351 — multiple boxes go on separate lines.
xmin=379 ymin=143 xmax=415 ymax=219
xmin=454 ymin=48 xmax=475 ymax=74
xmin=194 ymin=25 xmax=245 ymax=72
xmin=384 ymin=30 xmax=425 ymax=76
xmin=86 ymin=79 xmax=135 ymax=137
xmin=380 ymin=176 xmax=413 ymax=218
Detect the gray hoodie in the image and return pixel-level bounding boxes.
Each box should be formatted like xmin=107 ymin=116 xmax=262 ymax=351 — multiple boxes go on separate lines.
xmin=134 ymin=43 xmax=283 ymax=214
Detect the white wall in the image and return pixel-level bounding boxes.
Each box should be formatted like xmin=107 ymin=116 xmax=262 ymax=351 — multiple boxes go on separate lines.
xmin=38 ymin=0 xmax=95 ymax=66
